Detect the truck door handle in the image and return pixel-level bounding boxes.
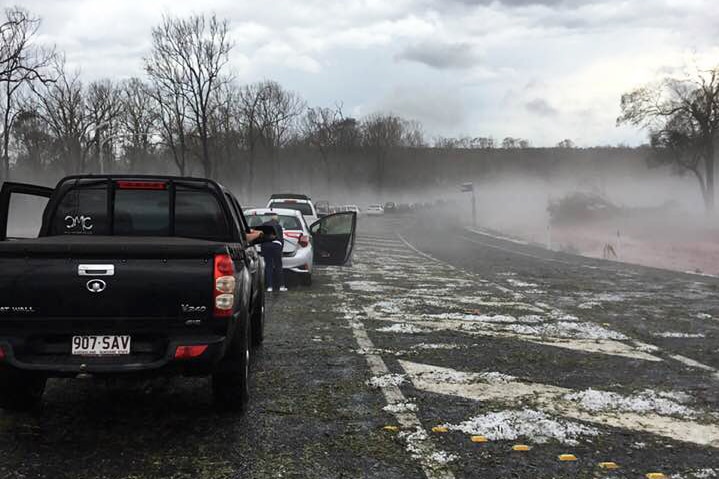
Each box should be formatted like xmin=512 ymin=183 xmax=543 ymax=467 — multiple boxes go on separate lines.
xmin=78 ymin=264 xmax=115 ymax=276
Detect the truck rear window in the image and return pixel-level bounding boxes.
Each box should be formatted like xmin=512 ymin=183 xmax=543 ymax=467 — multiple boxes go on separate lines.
xmin=268 ymin=201 xmax=313 ymax=216
xmin=49 ymin=183 xmax=230 ymax=240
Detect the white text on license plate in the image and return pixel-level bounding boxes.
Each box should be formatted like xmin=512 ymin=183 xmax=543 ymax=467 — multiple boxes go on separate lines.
xmin=71 ymin=336 xmax=131 ymax=356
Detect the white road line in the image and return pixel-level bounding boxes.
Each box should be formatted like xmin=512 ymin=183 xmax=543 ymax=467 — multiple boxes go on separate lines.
xmin=350 ymin=318 xmax=456 ymax=479
xmin=466 ymin=227 xmax=530 ymax=246
xmin=396 ymin=233 xmax=512 ymax=295
xmin=669 ymin=354 xmax=719 ymax=379
xmin=401 ymin=360 xmax=719 ymax=448
xmin=458 ymin=234 xmax=579 ymax=266
xmin=397 ymin=232 xmax=719 ymax=378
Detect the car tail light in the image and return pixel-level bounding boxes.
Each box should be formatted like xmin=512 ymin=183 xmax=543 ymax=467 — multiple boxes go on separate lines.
xmin=0 ymin=347 xmax=5 ymax=360
xmin=116 ymin=181 xmax=167 ymax=190
xmin=174 ymin=345 xmax=208 ymax=359
xmin=214 ymin=254 xmax=235 ymax=317
xmin=298 ymin=235 xmax=310 ymax=248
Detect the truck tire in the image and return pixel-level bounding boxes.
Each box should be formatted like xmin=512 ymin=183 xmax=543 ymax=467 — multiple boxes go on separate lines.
xmin=212 ymin=311 xmax=250 ymax=411
xmin=0 ymin=371 xmax=46 ymax=411
xmin=250 ymin=287 xmax=265 ymax=347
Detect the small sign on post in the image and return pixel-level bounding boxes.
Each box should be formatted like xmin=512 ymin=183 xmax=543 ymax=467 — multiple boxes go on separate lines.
xmin=460 ymin=182 xmax=477 ymax=227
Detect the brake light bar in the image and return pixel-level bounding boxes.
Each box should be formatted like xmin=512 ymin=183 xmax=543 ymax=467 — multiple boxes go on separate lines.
xmin=116 ymin=181 xmax=167 ymax=190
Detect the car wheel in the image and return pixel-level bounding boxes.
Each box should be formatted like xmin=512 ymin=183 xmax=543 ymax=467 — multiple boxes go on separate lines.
xmin=212 ymin=311 xmax=250 ymax=411
xmin=0 ymin=371 xmax=46 ymax=411
xmin=250 ymin=287 xmax=265 ymax=347
xmin=300 ymin=273 xmax=312 ymax=286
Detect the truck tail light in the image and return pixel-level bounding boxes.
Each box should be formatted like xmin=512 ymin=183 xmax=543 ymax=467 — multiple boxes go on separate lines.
xmin=174 ymin=345 xmax=208 ymax=359
xmin=214 ymin=254 xmax=235 ymax=318
xmin=298 ymin=235 xmax=310 ymax=248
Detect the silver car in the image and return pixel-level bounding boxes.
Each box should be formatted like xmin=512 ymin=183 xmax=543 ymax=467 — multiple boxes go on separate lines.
xmin=245 ymin=208 xmax=314 ymax=286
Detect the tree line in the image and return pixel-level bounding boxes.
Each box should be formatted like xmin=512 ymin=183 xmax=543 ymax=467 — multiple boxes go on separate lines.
xmin=0 ymin=7 xmax=579 ymax=201
xmin=3 ymin=6 xmax=716 ymax=210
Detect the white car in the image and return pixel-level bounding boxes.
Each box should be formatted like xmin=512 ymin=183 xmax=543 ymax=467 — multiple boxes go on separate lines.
xmin=245 ymin=208 xmax=314 ymax=285
xmin=366 ymin=204 xmax=384 ymax=215
xmin=267 ymin=194 xmax=319 ymax=226
xmin=343 ymin=205 xmax=361 ymax=216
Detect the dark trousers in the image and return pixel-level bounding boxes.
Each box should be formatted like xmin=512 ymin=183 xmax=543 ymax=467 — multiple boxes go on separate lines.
xmin=261 ymin=241 xmax=284 ymax=290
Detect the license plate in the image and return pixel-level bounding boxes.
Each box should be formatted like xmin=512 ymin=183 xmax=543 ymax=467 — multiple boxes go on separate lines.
xmin=71 ymin=335 xmax=131 ymax=356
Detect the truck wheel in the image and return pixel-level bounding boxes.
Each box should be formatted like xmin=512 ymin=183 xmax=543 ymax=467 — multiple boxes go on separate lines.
xmin=250 ymin=287 xmax=265 ymax=348
xmin=212 ymin=312 xmax=250 ymax=411
xmin=0 ymin=371 xmax=46 ymax=411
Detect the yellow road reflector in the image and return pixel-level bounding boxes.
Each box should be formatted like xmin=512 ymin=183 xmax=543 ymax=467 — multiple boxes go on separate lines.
xmin=512 ymin=444 xmax=531 ymax=451
xmin=471 ymin=435 xmax=488 ymax=443
xmin=432 ymin=426 xmax=449 ymax=433
xmin=382 ymin=425 xmax=399 ymax=432
xmin=558 ymin=454 xmax=577 ymax=461
xmin=599 ymin=462 xmax=619 ymax=470
xmin=646 ymin=474 xmax=667 ymax=479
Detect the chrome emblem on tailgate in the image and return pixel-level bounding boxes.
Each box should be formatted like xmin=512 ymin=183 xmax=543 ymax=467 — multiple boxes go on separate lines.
xmin=86 ymin=279 xmax=107 ymax=293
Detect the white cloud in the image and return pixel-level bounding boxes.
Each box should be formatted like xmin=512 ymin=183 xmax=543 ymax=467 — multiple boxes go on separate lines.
xmin=14 ymin=0 xmax=719 ymax=145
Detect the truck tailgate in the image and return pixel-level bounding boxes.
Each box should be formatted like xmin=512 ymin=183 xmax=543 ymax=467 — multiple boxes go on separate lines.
xmin=0 ymin=236 xmax=221 ymax=319
xmin=0 ymin=236 xmax=230 ymax=372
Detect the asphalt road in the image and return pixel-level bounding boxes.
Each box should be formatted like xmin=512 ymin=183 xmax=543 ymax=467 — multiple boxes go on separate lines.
xmin=1 ymin=214 xmax=717 ymax=478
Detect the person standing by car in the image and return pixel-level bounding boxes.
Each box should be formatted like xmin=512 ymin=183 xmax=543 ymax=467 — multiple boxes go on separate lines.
xmin=261 ymin=212 xmax=287 ymax=292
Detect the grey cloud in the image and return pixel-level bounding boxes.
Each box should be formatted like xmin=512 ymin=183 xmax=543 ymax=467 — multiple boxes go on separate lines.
xmin=377 ymin=86 xmax=466 ymax=132
xmin=525 ymin=98 xmax=558 ymax=117
xmin=395 ymin=41 xmax=480 ymax=70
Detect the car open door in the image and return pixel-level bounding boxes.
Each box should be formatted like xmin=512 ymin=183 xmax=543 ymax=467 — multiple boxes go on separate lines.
xmin=0 ymin=181 xmax=53 ymax=240
xmin=309 ymin=212 xmax=356 ymax=265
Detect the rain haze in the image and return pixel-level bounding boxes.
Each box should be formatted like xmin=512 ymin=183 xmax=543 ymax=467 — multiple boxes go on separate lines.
xmin=1 ymin=1 xmax=719 ymax=479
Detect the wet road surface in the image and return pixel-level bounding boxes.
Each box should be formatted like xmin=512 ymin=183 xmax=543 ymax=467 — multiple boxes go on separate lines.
xmin=1 ymin=214 xmax=717 ymax=478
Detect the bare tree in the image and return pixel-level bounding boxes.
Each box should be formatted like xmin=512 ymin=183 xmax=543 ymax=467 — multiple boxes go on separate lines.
xmin=238 ymin=80 xmax=304 ymax=195
xmin=86 ymin=78 xmax=123 ymax=173
xmin=148 ymin=73 xmax=191 ymax=176
xmin=32 ymin=57 xmax=92 ymax=174
xmin=0 ymin=6 xmax=54 ymax=179
xmin=302 ymin=104 xmax=344 ymax=191
xmin=144 ymin=13 xmax=233 ymax=179
xmin=618 ymin=67 xmax=719 ymax=212
xmin=362 ymin=113 xmax=404 ymax=197
xmin=120 ymin=78 xmax=157 ymax=172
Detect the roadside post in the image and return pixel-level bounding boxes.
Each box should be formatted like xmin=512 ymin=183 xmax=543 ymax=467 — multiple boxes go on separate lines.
xmin=460 ymin=182 xmax=476 ymax=227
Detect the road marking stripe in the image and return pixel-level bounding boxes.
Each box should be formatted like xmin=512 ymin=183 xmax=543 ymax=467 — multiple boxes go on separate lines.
xmin=396 ymin=232 xmax=719 ymax=377
xmin=401 ymin=360 xmax=719 ymax=448
xmin=669 ymin=354 xmax=719 ymax=379
xmin=350 ymin=319 xmax=456 ymax=479
xmin=396 ymin=233 xmax=516 ymax=295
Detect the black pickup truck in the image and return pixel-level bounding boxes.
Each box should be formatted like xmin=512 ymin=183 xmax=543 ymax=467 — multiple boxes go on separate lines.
xmin=0 ymin=175 xmax=356 ymax=411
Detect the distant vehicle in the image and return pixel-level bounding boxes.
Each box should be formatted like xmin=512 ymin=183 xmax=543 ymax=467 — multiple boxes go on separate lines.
xmin=245 ymin=208 xmax=314 ymax=285
xmin=267 ymin=194 xmax=318 ymax=225
xmin=315 ymin=200 xmax=330 ymax=218
xmin=384 ymin=202 xmax=397 ymax=214
xmin=343 ymin=205 xmax=361 ymax=215
xmin=397 ymin=203 xmax=411 ymax=213
xmin=366 ymin=204 xmax=384 ymax=216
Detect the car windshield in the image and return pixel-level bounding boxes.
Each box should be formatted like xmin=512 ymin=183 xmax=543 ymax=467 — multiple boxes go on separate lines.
xmin=268 ymin=201 xmax=313 ymax=216
xmin=246 ymin=214 xmax=302 ymax=230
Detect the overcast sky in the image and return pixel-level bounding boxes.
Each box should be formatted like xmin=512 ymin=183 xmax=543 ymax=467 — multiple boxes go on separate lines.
xmin=13 ymin=0 xmax=719 ymax=146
